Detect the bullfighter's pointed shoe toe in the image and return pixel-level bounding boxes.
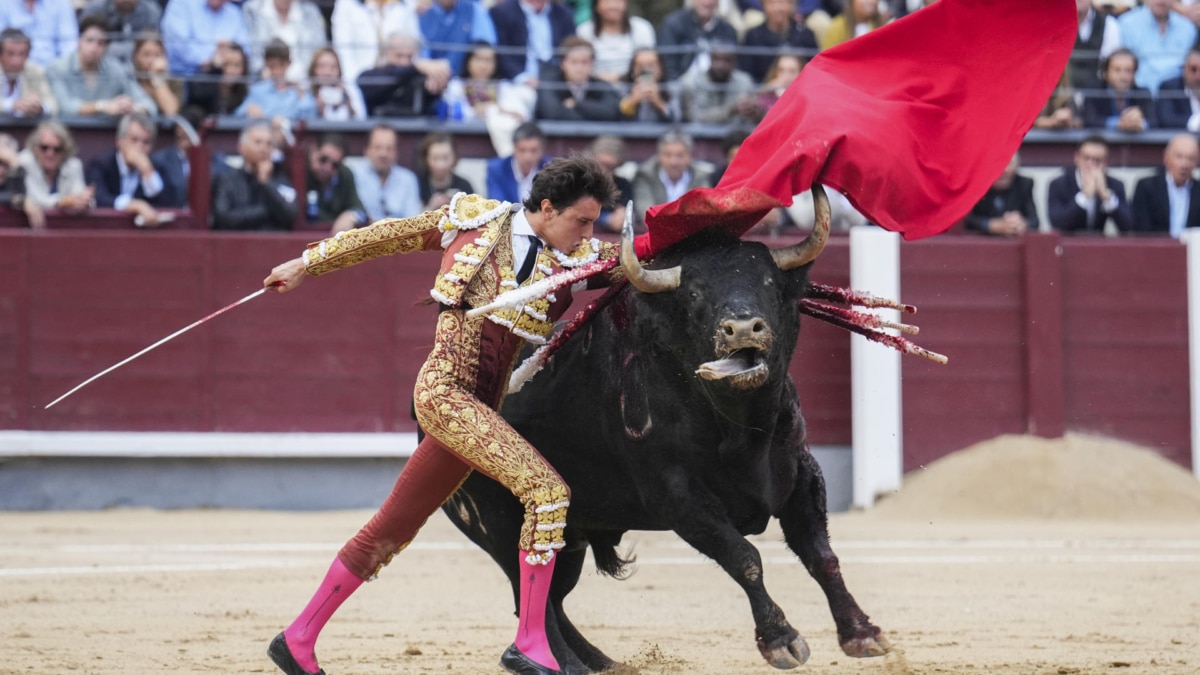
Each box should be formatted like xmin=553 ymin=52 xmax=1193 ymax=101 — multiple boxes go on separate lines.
xmin=499 ymin=644 xmax=563 ymax=675
xmin=268 ymin=632 xmax=326 ymax=675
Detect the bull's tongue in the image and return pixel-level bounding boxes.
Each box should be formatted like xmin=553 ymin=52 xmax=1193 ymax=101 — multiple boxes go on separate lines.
xmin=696 ymin=358 xmax=762 ymax=380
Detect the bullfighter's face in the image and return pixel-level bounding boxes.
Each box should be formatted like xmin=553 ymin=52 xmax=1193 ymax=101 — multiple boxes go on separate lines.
xmin=532 ymin=196 xmax=599 ymax=254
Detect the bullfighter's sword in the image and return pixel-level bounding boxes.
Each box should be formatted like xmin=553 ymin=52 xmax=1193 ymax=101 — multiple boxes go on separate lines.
xmin=43 ymin=283 xmax=280 ymax=409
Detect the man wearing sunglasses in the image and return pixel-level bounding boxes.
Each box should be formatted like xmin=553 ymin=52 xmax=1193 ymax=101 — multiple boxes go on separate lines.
xmin=304 ymin=132 xmax=367 ymax=235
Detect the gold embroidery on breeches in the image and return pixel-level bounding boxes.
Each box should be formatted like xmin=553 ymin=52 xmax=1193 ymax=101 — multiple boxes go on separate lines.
xmin=413 ymin=310 xmax=569 ymax=564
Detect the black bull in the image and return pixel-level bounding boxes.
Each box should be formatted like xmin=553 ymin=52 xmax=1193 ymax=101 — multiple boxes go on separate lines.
xmin=442 ymin=197 xmax=889 ymax=673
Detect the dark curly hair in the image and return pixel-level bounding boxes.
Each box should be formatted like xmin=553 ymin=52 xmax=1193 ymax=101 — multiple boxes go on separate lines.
xmin=523 ymin=155 xmax=619 ymax=213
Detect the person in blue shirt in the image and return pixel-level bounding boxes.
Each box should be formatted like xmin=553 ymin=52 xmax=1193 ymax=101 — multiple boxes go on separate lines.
xmin=235 ymin=38 xmax=316 ymax=119
xmin=418 ymin=0 xmax=496 ymax=75
xmin=0 ymin=0 xmax=78 ymax=67
xmin=351 ymin=125 xmax=424 ymax=223
xmin=161 ymin=0 xmax=249 ymax=76
xmin=486 ymin=121 xmax=552 ymax=203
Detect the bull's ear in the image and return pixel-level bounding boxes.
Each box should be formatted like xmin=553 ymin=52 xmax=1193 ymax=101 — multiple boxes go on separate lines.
xmin=784 ymin=262 xmax=816 ymax=303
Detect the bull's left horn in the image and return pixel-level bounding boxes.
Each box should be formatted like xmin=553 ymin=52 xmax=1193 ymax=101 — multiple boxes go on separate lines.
xmin=770 ymin=185 xmax=831 ymax=270
xmin=621 ymin=200 xmax=681 ymax=294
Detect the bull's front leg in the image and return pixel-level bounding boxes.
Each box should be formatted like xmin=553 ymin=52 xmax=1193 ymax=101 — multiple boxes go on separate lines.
xmin=654 ymin=471 xmax=810 ymax=670
xmin=778 ymin=447 xmax=889 ymax=658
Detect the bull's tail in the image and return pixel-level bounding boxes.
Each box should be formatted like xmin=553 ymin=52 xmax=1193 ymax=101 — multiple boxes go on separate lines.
xmin=588 ymin=531 xmax=637 ymax=580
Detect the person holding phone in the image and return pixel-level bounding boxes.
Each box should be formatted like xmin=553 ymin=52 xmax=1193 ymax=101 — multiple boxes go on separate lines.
xmin=618 ymin=47 xmax=679 ymax=122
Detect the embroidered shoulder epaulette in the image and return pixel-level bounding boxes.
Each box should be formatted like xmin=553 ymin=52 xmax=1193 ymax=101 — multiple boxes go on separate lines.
xmin=437 ymin=193 xmax=511 ymax=233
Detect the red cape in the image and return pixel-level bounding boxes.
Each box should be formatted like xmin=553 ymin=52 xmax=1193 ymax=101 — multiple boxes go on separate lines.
xmin=636 ymin=0 xmax=1076 ymax=258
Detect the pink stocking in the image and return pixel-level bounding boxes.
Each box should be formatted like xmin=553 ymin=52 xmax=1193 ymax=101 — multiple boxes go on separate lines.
xmin=282 ymin=557 xmax=364 ymax=672
xmin=513 ymin=552 xmax=560 ymax=670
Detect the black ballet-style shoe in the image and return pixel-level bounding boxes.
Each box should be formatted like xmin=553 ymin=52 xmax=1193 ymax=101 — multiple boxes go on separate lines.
xmin=499 ymin=644 xmax=563 ymax=675
xmin=268 ymin=632 xmax=327 ymax=675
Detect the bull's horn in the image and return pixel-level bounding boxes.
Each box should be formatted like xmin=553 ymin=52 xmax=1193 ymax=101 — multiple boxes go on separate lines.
xmin=770 ymin=185 xmax=831 ymax=270
xmin=621 ymin=200 xmax=681 ymax=294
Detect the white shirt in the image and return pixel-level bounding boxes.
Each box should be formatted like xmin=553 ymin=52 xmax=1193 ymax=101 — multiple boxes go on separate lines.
xmin=659 ymin=168 xmax=692 ymax=204
xmin=1166 ymin=173 xmax=1192 ymax=239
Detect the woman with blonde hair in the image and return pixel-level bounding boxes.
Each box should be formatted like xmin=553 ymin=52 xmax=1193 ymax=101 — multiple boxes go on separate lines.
xmin=18 ymin=120 xmax=93 ymax=216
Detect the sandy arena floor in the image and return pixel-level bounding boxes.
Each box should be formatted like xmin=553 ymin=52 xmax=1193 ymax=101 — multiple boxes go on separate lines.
xmin=3 ymin=435 xmax=1200 ymax=674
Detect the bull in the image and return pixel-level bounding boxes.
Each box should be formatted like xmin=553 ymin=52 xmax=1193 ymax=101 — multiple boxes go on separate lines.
xmin=443 ymin=188 xmax=890 ymax=673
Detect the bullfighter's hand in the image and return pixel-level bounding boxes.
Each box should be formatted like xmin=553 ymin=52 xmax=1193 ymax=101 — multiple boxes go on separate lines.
xmin=264 ymin=257 xmax=307 ymax=293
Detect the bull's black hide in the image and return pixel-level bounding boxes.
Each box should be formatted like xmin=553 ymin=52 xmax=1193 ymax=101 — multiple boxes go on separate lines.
xmin=443 ymin=229 xmax=888 ymax=673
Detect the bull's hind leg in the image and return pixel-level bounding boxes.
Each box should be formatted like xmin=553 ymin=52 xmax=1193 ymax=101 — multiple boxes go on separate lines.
xmin=656 ymin=476 xmax=810 ymax=669
xmin=778 ymin=448 xmax=889 ymax=658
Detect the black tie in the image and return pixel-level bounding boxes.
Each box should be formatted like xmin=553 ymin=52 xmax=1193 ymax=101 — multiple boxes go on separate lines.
xmin=516 ymin=235 xmax=542 ymax=284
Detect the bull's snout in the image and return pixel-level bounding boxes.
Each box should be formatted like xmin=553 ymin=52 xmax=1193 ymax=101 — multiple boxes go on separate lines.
xmin=720 ymin=317 xmax=768 ymax=344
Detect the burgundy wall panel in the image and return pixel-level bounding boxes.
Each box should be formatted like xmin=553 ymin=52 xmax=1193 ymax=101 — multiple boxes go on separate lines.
xmin=2 ymin=229 xmax=1194 ymax=471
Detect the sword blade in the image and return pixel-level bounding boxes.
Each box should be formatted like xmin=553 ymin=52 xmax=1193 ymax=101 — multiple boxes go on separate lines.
xmin=44 ymin=287 xmax=271 ymax=410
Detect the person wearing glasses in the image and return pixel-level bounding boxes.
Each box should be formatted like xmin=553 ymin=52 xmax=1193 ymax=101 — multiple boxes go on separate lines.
xmin=211 ymin=119 xmax=297 ymax=230
xmin=46 ymin=14 xmax=156 ymax=117
xmin=303 ymin=132 xmax=367 ymax=235
xmin=17 ymin=119 xmax=93 ymax=220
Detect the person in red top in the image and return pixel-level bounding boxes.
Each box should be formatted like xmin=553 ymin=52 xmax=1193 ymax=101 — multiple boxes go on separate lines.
xmin=262 ymin=156 xmax=621 ymax=675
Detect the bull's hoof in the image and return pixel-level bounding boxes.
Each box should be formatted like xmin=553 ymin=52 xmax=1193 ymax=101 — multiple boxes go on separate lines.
xmin=756 ymin=633 xmax=810 ymax=669
xmin=840 ymin=632 xmax=891 ymax=658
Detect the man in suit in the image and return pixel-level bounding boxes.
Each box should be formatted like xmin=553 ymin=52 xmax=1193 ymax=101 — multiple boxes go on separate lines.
xmin=1047 ymin=134 xmax=1134 ymax=234
xmin=632 ymin=129 xmax=713 ymax=232
xmin=1156 ymin=48 xmax=1200 ymax=130
xmin=489 ymin=0 xmax=574 ymax=82
xmin=486 ymin=121 xmax=552 ymax=203
xmin=150 ymin=109 xmax=230 ymax=209
xmin=85 ymin=112 xmax=173 ymax=226
xmin=1131 ymin=133 xmax=1200 ymax=236
xmin=0 ymin=28 xmax=57 ymax=116
xmin=965 ymin=151 xmax=1039 ymax=236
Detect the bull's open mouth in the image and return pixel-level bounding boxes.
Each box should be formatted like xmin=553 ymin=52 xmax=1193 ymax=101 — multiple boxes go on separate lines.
xmin=695 ymin=348 xmax=769 ymax=389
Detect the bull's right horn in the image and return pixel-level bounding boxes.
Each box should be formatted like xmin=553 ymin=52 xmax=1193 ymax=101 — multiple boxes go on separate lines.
xmin=770 ymin=185 xmax=831 ymax=270
xmin=621 ymin=200 xmax=681 ymax=294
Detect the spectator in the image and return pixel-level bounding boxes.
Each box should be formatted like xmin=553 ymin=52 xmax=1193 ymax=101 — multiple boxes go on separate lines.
xmin=489 ymin=0 xmax=576 ymax=82
xmin=1 ymin=28 xmax=57 ymax=117
xmin=617 ymin=47 xmax=680 ymax=122
xmin=535 ymin=36 xmax=622 ymax=121
xmin=1033 ymin=66 xmax=1083 ymax=130
xmin=1047 ymin=134 xmax=1133 ymax=234
xmin=632 ymin=129 xmax=711 ymax=231
xmin=47 ymin=15 xmax=156 ymax=116
xmin=0 ymin=0 xmax=77 ymax=67
xmin=657 ymin=0 xmax=737 ymax=81
xmin=1070 ymin=0 xmax=1121 ymax=97
xmin=740 ymin=0 xmax=817 ymax=84
xmin=352 ymin=125 xmax=423 ymax=222
xmin=130 ymin=32 xmax=182 ymax=117
xmin=486 ymin=121 xmax=552 ymax=203
xmin=964 ymin=151 xmax=1038 ymax=237
xmin=754 ymin=51 xmax=804 ymax=119
xmin=677 ymin=40 xmax=757 ymax=124
xmin=441 ymin=41 xmax=535 ymax=123
xmin=243 ymin=0 xmax=327 ymax=82
xmin=0 ymin=132 xmax=42 ymax=229
xmin=182 ymin=42 xmax=249 ymax=117
xmin=575 ymin=0 xmax=656 ymax=83
xmin=161 ymin=0 xmax=249 ymax=77
xmin=818 ymin=0 xmax=886 ymax=51
xmin=1131 ymin=132 xmax=1200 ymax=236
xmin=79 ymin=0 xmax=161 ymax=69
xmin=304 ymin=133 xmax=367 ymax=234
xmin=234 ymin=38 xmax=315 ymax=119
xmin=1081 ymin=48 xmax=1155 ymax=131
xmin=85 ymin=112 xmax=173 ymax=227
xmin=1116 ymin=0 xmax=1196 ymax=95
xmin=1156 ymin=48 xmax=1200 ymax=130
xmin=150 ymin=109 xmax=217 ymax=209
xmin=308 ymin=47 xmax=367 ymax=121
xmin=417 ymin=0 xmax=497 ymax=76
xmin=589 ymin=135 xmax=632 ymax=233
xmin=18 ymin=120 xmax=93 ymax=216
xmin=416 ymin=131 xmax=475 ymax=210
xmin=358 ymin=33 xmax=450 ymax=118
xmin=211 ymin=120 xmax=297 ymax=230
xmin=332 ymin=0 xmax=420 ymax=83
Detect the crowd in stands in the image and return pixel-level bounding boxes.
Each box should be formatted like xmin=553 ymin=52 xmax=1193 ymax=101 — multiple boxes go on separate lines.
xmin=4 ymin=0 xmax=1200 ymax=236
